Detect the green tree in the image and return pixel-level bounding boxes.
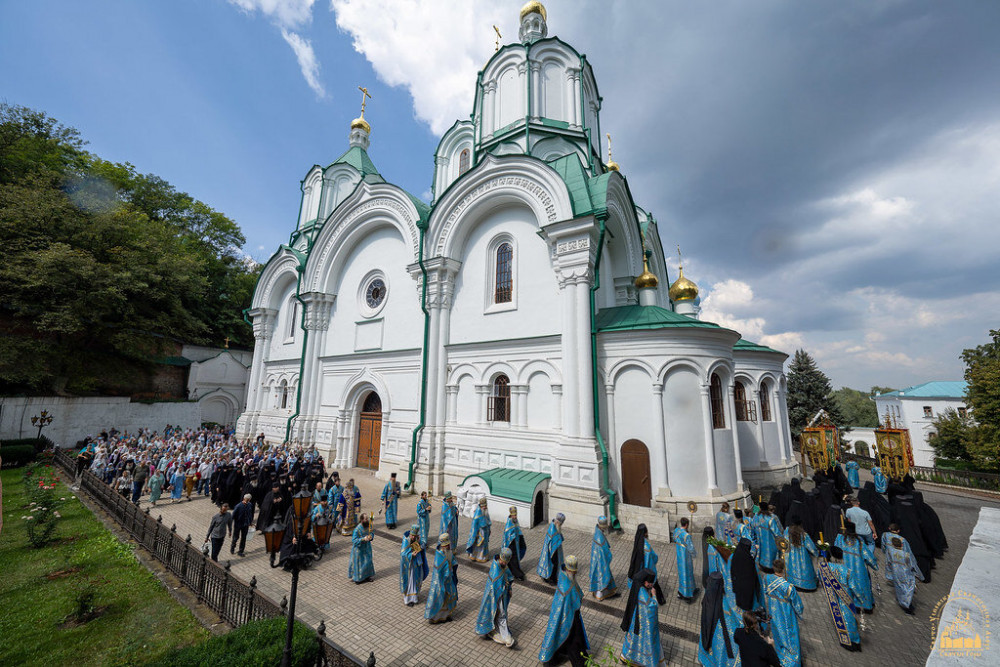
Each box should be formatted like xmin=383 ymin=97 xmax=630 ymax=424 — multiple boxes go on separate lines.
xmin=786 ymin=349 xmax=844 ymax=438
xmin=832 ymin=387 xmax=881 ymax=427
xmin=0 ymin=104 xmax=259 ymax=394
xmin=960 ymin=330 xmax=1000 ymax=470
xmin=929 ymin=408 xmax=975 ymax=462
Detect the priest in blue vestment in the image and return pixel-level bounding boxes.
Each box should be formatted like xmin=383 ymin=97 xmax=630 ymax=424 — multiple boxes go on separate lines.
xmin=621 ymin=568 xmax=666 ymax=667
xmin=349 ymin=513 xmax=375 ymax=583
xmin=503 ymin=506 xmax=527 ymax=580
xmin=475 ymin=548 xmax=516 ymax=648
xmin=400 ymin=523 xmax=429 ymax=606
xmin=335 ymin=479 xmax=361 ymax=536
xmin=416 ymin=491 xmax=432 ymax=549
xmin=734 ymin=509 xmax=758 ymax=558
xmin=819 ymin=544 xmax=862 ymax=651
xmin=872 ymin=466 xmax=888 ymax=493
xmin=763 ymin=559 xmax=804 ymax=667
xmin=466 ymin=497 xmax=492 ymax=562
xmin=783 ymin=519 xmax=818 ymax=591
xmin=845 ymin=460 xmax=860 ymax=489
xmin=673 ymin=518 xmax=697 ymax=601
xmin=753 ymin=504 xmax=783 ymax=572
xmin=590 ymin=516 xmax=617 ymax=600
xmin=424 ymin=533 xmax=458 ymax=623
xmin=537 ymin=513 xmax=565 ymax=584
xmin=715 ymin=503 xmax=736 ymax=545
xmin=834 ymin=523 xmax=877 ymax=611
xmin=380 ymin=472 xmax=400 ymax=530
xmin=885 ymin=535 xmax=923 ymax=614
xmin=440 ymin=491 xmax=459 ymax=549
xmin=539 ymin=555 xmax=590 ymax=666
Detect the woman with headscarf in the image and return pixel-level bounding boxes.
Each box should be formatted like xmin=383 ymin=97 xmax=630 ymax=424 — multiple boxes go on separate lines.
xmin=621 ymin=568 xmax=666 ymax=667
xmin=777 ymin=484 xmax=793 ymax=525
xmin=730 ymin=537 xmax=761 ymax=612
xmin=783 ymin=517 xmax=818 ymax=591
xmin=698 ymin=572 xmax=738 ymax=667
xmin=627 ymin=523 xmax=659 ymax=589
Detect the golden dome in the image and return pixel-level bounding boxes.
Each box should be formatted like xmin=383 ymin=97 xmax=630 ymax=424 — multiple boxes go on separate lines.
xmin=350 ymin=116 xmax=371 ymax=133
xmin=669 ymin=266 xmax=699 ymax=302
xmin=634 ymin=252 xmax=658 ymax=289
xmin=520 ymin=1 xmax=547 ymax=21
xmin=606 ymin=160 xmax=620 ymax=172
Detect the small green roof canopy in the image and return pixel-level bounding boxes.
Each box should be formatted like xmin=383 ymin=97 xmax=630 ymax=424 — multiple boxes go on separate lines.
xmin=461 ymin=468 xmax=551 ymax=503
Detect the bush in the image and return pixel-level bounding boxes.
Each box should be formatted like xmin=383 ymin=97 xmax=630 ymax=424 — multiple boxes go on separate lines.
xmin=149 ymin=617 xmax=320 ymax=667
xmin=2 ymin=437 xmax=54 ymax=452
xmin=1 ymin=445 xmax=37 ymax=468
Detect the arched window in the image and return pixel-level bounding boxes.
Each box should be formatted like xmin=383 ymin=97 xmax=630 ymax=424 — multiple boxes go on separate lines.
xmin=279 ymin=380 xmax=289 ymax=409
xmin=459 ymin=149 xmax=470 ymax=174
xmin=495 ymin=242 xmax=513 ymax=304
xmin=735 ymin=381 xmax=748 ymax=421
xmin=760 ymin=382 xmax=772 ymax=421
xmin=286 ymin=298 xmax=299 ymax=341
xmin=710 ymin=373 xmax=725 ymax=429
xmin=488 ymin=374 xmax=510 ymax=422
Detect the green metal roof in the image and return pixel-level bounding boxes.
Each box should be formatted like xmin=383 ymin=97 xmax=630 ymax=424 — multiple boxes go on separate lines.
xmin=595 ymin=305 xmax=722 ymax=332
xmin=546 ymin=155 xmax=615 ymax=217
xmin=461 ymin=468 xmax=551 ymax=503
xmin=330 ymin=146 xmax=381 ymax=178
xmin=733 ymin=339 xmax=785 ymax=355
xmin=880 ymin=381 xmax=967 ymax=399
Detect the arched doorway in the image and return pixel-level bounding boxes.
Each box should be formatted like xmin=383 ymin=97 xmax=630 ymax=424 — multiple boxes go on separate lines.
xmin=621 ymin=439 xmax=652 ymax=507
xmin=356 ymin=392 xmax=382 ymax=470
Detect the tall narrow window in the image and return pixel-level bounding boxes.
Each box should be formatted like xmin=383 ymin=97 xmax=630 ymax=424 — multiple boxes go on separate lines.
xmin=286 ymin=298 xmax=299 ymax=341
xmin=459 ymin=149 xmax=470 ymax=174
xmin=495 ymin=242 xmax=513 ymax=303
xmin=735 ymin=381 xmax=748 ymax=421
xmin=760 ymin=382 xmax=772 ymax=421
xmin=488 ymin=374 xmax=511 ymax=422
xmin=710 ymin=373 xmax=725 ymax=429
xmin=280 ymin=380 xmax=289 ymax=409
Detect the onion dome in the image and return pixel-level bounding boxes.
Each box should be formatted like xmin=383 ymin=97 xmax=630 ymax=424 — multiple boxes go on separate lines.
xmin=669 ymin=266 xmax=699 ymax=302
xmin=606 ymin=159 xmax=620 ymax=172
xmin=520 ymin=1 xmax=547 ymax=21
xmin=634 ymin=252 xmax=658 ymax=289
xmin=350 ymin=116 xmax=371 ymax=133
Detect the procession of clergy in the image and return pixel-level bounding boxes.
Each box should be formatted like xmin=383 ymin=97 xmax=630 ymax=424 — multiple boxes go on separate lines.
xmin=261 ymin=458 xmax=942 ymax=667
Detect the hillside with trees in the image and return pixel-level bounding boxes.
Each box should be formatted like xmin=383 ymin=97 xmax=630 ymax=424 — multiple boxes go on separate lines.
xmin=0 ymin=104 xmax=259 ymax=395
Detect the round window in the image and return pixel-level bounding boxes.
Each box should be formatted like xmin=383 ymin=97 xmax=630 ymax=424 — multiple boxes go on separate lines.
xmin=365 ymin=278 xmax=386 ymax=309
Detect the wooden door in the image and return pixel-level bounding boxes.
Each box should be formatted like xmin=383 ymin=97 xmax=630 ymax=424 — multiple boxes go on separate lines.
xmin=356 ymin=392 xmax=382 ymax=470
xmin=621 ymin=439 xmax=652 ymax=507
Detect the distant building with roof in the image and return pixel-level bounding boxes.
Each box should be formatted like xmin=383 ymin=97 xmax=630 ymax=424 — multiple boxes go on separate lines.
xmin=874 ymin=381 xmax=969 ymax=467
xmin=236 ymin=2 xmax=797 ymax=533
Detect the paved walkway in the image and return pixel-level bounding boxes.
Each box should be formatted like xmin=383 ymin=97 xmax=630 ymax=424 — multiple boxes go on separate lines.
xmin=134 ymin=468 xmax=996 ymax=666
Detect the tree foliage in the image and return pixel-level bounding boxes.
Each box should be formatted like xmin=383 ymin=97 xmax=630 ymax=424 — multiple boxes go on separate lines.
xmin=0 ymin=104 xmax=259 ymax=394
xmin=786 ymin=349 xmax=844 ymax=438
xmin=831 ymin=387 xmax=887 ymax=427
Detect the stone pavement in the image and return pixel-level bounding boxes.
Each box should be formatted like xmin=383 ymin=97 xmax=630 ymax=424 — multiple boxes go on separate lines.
xmin=134 ymin=467 xmax=997 ymax=666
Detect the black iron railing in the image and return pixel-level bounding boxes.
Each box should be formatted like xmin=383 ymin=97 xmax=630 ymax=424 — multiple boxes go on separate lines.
xmin=840 ymin=451 xmax=1000 ymax=492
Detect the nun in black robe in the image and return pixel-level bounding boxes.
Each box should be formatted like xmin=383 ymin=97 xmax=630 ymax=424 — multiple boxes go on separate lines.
xmin=911 ymin=491 xmax=948 ymax=556
xmin=807 ymin=490 xmax=826 ymax=541
xmin=731 ymin=537 xmax=761 ymax=611
xmin=256 ymin=484 xmax=283 ymax=532
xmin=858 ymin=482 xmax=890 ymax=543
xmin=277 ymin=505 xmax=318 ymax=571
xmin=777 ymin=483 xmax=793 ymax=525
xmin=700 ymin=572 xmax=735 ymax=664
xmin=896 ymin=501 xmax=933 ymax=582
xmin=621 ymin=567 xmax=665 ymax=633
xmin=701 ymin=526 xmax=716 ymax=588
xmin=626 ymin=524 xmax=652 ymax=585
xmin=823 ymin=504 xmax=844 ymax=543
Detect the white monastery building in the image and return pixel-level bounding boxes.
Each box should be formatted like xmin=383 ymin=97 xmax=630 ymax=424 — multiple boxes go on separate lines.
xmin=874 ymin=381 xmax=969 ymax=468
xmin=237 ymin=2 xmax=797 ymax=531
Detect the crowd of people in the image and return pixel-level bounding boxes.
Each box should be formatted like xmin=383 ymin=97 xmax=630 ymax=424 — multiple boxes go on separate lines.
xmin=74 ymin=431 xmax=944 ymax=667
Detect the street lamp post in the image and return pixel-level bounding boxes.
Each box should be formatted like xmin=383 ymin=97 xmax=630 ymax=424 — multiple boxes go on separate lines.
xmin=31 ymin=410 xmax=53 ymax=441
xmin=263 ymin=489 xmax=322 ymax=667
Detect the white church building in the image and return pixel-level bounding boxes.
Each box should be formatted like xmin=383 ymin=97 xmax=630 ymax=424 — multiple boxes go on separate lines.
xmin=237 ymin=2 xmax=797 ymax=531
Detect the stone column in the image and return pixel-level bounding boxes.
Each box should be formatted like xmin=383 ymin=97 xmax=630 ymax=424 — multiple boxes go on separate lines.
xmin=511 ymin=385 xmax=528 ymax=428
xmin=566 ymin=68 xmax=581 ymax=128
xmin=529 ymin=61 xmax=542 ymax=120
xmin=475 ymin=385 xmax=489 ymax=425
xmin=651 ymin=382 xmax=670 ymax=495
xmin=575 ymin=279 xmax=595 ymax=438
xmin=245 ymin=307 xmax=277 ymax=415
xmin=298 ymin=292 xmax=336 ymax=445
xmin=604 ymin=384 xmax=616 ymax=458
xmin=445 ymin=385 xmax=458 ymax=424
xmin=551 ymin=384 xmax=563 ymax=430
xmin=777 ymin=385 xmax=792 ymax=464
xmin=484 ymin=81 xmax=497 ymax=137
xmin=701 ymin=384 xmax=719 ymax=492
xmin=753 ymin=388 xmax=769 ymax=468
xmin=728 ymin=383 xmax=744 ymax=491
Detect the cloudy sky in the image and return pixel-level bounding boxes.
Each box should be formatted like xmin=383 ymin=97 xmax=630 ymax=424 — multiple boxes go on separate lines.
xmin=3 ymin=0 xmax=998 ymax=391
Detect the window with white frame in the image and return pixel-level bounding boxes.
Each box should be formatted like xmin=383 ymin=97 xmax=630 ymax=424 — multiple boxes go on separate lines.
xmin=486 ymin=235 xmax=516 ymax=312
xmin=459 ymin=148 xmax=470 ymax=174
xmin=760 ymin=381 xmax=773 ymax=421
xmin=487 ymin=374 xmax=511 ymax=422
xmin=285 ymin=297 xmax=298 ymax=342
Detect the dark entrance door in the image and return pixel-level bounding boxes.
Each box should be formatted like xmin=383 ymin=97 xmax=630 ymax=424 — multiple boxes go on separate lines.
xmin=356 ymin=392 xmax=382 ymax=470
xmin=621 ymin=439 xmax=652 ymax=507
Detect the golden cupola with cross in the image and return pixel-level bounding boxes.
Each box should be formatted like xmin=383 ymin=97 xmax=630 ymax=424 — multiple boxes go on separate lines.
xmin=670 ymin=247 xmax=701 ymax=317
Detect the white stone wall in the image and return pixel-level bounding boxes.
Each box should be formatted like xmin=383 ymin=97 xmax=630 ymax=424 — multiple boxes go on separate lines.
xmin=0 ymin=396 xmax=200 ymax=448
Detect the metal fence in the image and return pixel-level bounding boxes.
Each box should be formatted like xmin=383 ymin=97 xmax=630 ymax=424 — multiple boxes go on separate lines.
xmin=54 ymin=451 xmax=367 ymax=667
xmin=840 ymin=451 xmax=1000 ymax=492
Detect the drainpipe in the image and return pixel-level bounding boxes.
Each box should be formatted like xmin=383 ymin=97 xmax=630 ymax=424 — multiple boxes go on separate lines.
xmin=284 ymin=268 xmax=307 ymax=443
xmin=405 ymin=227 xmax=430 ymax=491
xmin=590 ymin=214 xmax=620 ymax=529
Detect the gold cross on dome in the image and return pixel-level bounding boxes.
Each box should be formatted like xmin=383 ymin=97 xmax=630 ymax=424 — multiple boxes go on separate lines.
xmin=676 ymin=245 xmax=684 ymax=270
xmin=494 ymin=25 xmax=502 ymax=51
xmin=358 ymin=86 xmax=372 ymax=118
xmin=224 ymin=337 xmax=230 ymax=348
xmin=606 ymin=132 xmax=614 ymax=163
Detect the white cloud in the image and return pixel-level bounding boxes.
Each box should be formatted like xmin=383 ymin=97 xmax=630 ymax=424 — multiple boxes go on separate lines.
xmin=329 ymin=0 xmax=508 ymax=135
xmin=281 ymin=29 xmax=327 ymax=98
xmin=229 ymin=0 xmax=317 ymax=29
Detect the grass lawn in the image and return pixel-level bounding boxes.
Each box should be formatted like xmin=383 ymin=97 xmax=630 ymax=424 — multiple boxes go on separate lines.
xmin=0 ymin=467 xmax=209 ymax=666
